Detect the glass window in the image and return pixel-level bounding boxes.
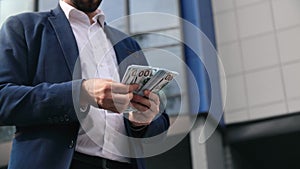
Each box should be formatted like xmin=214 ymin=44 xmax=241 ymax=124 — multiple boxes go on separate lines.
xmin=38 ymin=0 xmax=59 ymax=12
xmin=100 ymin=0 xmax=127 ymax=32
xmin=129 ymin=0 xmax=180 ymax=33
xmin=100 ymin=0 xmax=126 ymax=23
xmin=0 ymin=0 xmax=34 ymax=26
xmin=129 ymin=12 xmax=180 ymax=34
xmin=132 ymin=28 xmax=182 ymax=49
xmin=130 ymin=0 xmax=179 ymax=14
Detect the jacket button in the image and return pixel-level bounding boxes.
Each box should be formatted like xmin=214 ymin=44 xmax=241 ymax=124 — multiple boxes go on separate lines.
xmin=53 ymin=116 xmax=59 ymax=123
xmin=64 ymin=114 xmax=70 ymax=122
xmin=69 ymin=140 xmax=75 ymax=149
xmin=48 ymin=118 xmax=53 ymax=124
xmin=60 ymin=116 xmax=65 ymax=122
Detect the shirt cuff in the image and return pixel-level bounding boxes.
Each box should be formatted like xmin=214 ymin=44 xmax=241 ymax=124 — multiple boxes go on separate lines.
xmin=130 ymin=124 xmax=148 ymax=131
xmin=80 ymin=104 xmax=89 ymax=113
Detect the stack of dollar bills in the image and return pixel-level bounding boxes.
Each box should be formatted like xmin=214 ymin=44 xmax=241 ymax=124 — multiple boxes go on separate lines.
xmin=122 ymin=65 xmax=179 ymax=95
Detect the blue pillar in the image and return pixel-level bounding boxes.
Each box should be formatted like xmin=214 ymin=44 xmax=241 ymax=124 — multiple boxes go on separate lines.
xmin=180 ymin=0 xmax=223 ymax=124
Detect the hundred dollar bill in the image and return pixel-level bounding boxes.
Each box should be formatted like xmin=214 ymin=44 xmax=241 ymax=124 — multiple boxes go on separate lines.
xmin=122 ymin=65 xmax=157 ymax=91
xmin=122 ymin=65 xmax=178 ymax=95
xmin=121 ymin=65 xmax=178 ymax=113
xmin=137 ymin=69 xmax=178 ymax=95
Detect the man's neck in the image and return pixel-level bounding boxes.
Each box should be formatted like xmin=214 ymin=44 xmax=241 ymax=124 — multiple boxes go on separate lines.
xmin=85 ymin=11 xmax=98 ymax=24
xmin=62 ymin=0 xmax=98 ymax=24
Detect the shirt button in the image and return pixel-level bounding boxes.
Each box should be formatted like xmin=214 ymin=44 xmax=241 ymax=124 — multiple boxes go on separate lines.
xmin=69 ymin=140 xmax=75 ymax=149
xmin=93 ymin=44 xmax=99 ymax=49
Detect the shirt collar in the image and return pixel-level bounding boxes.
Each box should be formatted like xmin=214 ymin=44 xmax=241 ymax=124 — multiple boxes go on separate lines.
xmin=59 ymin=0 xmax=105 ymax=27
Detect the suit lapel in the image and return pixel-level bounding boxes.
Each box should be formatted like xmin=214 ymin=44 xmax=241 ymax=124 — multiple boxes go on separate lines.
xmin=48 ymin=6 xmax=79 ymax=77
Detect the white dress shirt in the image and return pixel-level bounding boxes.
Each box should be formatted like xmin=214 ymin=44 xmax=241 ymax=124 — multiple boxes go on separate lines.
xmin=60 ymin=1 xmax=130 ymax=163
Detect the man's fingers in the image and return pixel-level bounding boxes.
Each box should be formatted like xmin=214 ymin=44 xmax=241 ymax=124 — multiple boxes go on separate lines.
xmin=129 ymin=84 xmax=139 ymax=92
xmin=132 ymin=94 xmax=151 ymax=109
xmin=111 ymin=83 xmax=139 ymax=94
xmin=112 ymin=102 xmax=128 ymax=113
xmin=131 ymin=94 xmax=159 ymax=113
xmin=112 ymin=93 xmax=133 ymax=105
xmin=131 ymin=101 xmax=149 ymax=112
xmin=99 ymin=92 xmax=133 ymax=106
xmin=143 ymin=90 xmax=160 ymax=105
xmin=111 ymin=83 xmax=129 ymax=94
xmin=100 ymin=99 xmax=130 ymax=113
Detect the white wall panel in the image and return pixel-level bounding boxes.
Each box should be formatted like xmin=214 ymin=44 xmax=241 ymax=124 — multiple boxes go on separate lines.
xmin=214 ymin=11 xmax=238 ymax=44
xmin=282 ymin=62 xmax=300 ymax=99
xmin=225 ymin=75 xmax=248 ymax=111
xmin=272 ymin=0 xmax=300 ymax=30
xmin=237 ymin=1 xmax=273 ymax=38
xmin=218 ymin=42 xmax=243 ymax=75
xmin=212 ymin=0 xmax=234 ymax=13
xmin=249 ymin=102 xmax=287 ymax=120
xmin=245 ymin=68 xmax=285 ymax=106
xmin=234 ymin=0 xmax=265 ymax=7
xmin=241 ymin=33 xmax=279 ymax=71
xmin=277 ymin=26 xmax=300 ymax=63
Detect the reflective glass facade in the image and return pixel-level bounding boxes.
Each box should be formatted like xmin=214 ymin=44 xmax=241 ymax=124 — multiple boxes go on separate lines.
xmin=38 ymin=0 xmax=58 ymax=11
xmin=0 ymin=0 xmax=34 ymax=26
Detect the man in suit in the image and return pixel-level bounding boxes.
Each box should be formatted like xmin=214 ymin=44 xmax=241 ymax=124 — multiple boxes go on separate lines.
xmin=0 ymin=0 xmax=170 ymax=169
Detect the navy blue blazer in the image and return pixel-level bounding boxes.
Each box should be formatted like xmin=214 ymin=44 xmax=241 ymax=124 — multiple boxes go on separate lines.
xmin=0 ymin=5 xmax=169 ymax=169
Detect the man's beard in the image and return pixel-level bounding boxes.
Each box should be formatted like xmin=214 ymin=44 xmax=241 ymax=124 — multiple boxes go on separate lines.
xmin=71 ymin=0 xmax=102 ymax=13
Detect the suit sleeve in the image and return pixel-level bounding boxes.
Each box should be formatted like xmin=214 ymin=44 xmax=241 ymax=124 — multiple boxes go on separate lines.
xmin=0 ymin=16 xmax=83 ymax=126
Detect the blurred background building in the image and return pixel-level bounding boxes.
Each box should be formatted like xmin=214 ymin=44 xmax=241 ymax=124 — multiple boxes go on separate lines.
xmin=0 ymin=0 xmax=300 ymax=169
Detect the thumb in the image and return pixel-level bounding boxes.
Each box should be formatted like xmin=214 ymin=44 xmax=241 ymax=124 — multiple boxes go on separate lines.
xmin=129 ymin=84 xmax=139 ymax=92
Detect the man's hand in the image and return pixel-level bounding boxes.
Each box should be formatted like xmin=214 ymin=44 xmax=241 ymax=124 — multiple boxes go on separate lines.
xmin=129 ymin=90 xmax=160 ymax=126
xmin=81 ymin=79 xmax=139 ymax=113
